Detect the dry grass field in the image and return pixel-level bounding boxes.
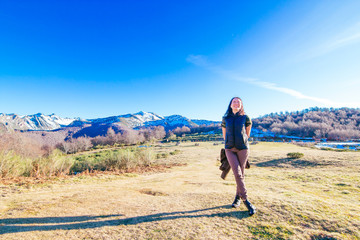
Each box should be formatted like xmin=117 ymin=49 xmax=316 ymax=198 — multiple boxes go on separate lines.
xmin=0 ymin=142 xmax=359 ymax=239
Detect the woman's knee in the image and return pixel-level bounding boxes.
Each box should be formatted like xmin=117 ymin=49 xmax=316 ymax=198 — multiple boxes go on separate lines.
xmin=233 ymin=170 xmax=244 ymax=179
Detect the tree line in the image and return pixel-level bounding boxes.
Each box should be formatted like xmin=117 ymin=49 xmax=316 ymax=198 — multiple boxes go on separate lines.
xmin=252 ymin=107 xmax=360 ymax=141
xmin=0 ymin=124 xmax=219 ymax=157
xmin=0 ymin=126 xmax=166 ymax=157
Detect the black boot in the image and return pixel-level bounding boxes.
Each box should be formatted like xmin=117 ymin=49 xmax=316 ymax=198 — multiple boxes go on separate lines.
xmin=243 ymin=199 xmax=256 ymax=216
xmin=232 ymin=195 xmax=241 ymax=208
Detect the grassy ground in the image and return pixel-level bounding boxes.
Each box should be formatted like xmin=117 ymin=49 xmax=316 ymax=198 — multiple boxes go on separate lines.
xmin=0 ymin=142 xmax=359 ymax=239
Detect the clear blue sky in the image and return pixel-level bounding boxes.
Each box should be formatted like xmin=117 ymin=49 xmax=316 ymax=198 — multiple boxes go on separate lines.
xmin=1 ymin=1 xmax=360 ymax=121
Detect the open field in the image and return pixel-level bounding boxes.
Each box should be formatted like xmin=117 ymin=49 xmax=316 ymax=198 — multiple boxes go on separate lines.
xmin=0 ymin=142 xmax=359 ymax=239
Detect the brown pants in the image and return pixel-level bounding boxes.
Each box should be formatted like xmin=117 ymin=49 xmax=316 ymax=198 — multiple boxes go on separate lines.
xmin=225 ymin=148 xmax=249 ymax=200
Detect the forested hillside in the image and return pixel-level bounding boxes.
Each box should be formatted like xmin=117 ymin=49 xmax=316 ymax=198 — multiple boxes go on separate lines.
xmin=252 ymin=107 xmax=360 ymax=141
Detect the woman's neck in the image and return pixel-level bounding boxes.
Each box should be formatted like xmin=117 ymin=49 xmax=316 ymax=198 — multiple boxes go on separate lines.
xmin=232 ymin=109 xmax=240 ymax=114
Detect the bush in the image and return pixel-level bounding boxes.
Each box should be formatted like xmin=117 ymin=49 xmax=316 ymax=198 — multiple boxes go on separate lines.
xmin=135 ymin=148 xmax=153 ymax=167
xmin=0 ymin=151 xmax=33 ymax=177
xmin=70 ymin=148 xmax=154 ymax=173
xmin=170 ymin=150 xmax=181 ymax=155
xmin=0 ymin=149 xmax=74 ymax=178
xmin=287 ymin=152 xmax=304 ymax=159
xmin=103 ymin=149 xmax=136 ymax=171
xmin=1 ymin=146 xmax=156 ymax=177
xmin=32 ymin=149 xmax=74 ymax=177
xmin=156 ymin=152 xmax=169 ymax=159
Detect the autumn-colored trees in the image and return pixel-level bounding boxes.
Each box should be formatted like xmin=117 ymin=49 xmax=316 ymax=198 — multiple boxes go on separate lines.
xmin=0 ymin=132 xmax=45 ymax=157
xmin=0 ymin=126 xmax=167 ymax=156
xmin=253 ymin=107 xmax=360 ymax=140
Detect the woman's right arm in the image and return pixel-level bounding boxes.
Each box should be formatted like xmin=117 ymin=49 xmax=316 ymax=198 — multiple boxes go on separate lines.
xmin=222 ymin=127 xmax=226 ymax=141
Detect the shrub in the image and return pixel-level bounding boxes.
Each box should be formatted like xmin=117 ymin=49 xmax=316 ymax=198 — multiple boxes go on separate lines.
xmin=170 ymin=150 xmax=181 ymax=155
xmin=0 ymin=151 xmax=33 ymax=177
xmin=135 ymin=148 xmax=153 ymax=167
xmin=156 ymin=152 xmax=169 ymax=159
xmin=70 ymin=148 xmax=154 ymax=173
xmin=0 ymin=149 xmax=74 ymax=178
xmin=107 ymin=149 xmax=136 ymax=170
xmin=32 ymin=149 xmax=74 ymax=177
xmin=287 ymin=152 xmax=304 ymax=159
xmin=1 ymin=145 xmax=156 ymax=177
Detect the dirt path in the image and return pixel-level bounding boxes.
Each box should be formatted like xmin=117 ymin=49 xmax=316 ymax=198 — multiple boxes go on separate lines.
xmin=1 ymin=142 xmax=359 ymax=239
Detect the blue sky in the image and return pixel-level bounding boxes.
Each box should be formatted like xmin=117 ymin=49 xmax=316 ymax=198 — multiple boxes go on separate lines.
xmin=1 ymin=1 xmax=360 ymax=121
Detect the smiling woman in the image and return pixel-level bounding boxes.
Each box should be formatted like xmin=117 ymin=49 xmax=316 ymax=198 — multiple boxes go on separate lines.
xmin=221 ymin=97 xmax=256 ymax=216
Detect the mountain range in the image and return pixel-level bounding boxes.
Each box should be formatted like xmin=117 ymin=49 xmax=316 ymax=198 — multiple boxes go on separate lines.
xmin=2 ymin=107 xmax=358 ymax=141
xmin=0 ymin=111 xmax=219 ymax=132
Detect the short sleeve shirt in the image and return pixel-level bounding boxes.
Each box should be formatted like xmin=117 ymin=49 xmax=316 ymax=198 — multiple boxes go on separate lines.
xmin=221 ymin=115 xmax=252 ymax=128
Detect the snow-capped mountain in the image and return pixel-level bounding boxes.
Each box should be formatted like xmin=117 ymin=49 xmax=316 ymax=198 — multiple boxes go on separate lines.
xmin=86 ymin=111 xmax=164 ymax=128
xmin=0 ymin=113 xmax=78 ymax=131
xmin=142 ymin=115 xmax=196 ymax=129
xmin=141 ymin=115 xmax=218 ymax=129
xmin=0 ymin=111 xmax=220 ymax=132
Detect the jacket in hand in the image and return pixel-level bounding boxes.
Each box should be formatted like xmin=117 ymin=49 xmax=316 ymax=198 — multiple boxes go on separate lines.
xmin=219 ymin=148 xmax=250 ymax=180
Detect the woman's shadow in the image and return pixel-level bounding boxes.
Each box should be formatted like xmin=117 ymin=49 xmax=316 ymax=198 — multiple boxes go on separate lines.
xmin=0 ymin=205 xmax=250 ymax=234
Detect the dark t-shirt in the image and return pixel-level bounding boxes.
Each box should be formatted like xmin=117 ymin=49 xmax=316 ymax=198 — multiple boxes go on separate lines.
xmin=221 ymin=115 xmax=252 ymax=128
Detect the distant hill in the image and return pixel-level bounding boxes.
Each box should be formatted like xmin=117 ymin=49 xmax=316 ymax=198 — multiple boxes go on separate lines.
xmin=252 ymin=107 xmax=360 ymax=141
